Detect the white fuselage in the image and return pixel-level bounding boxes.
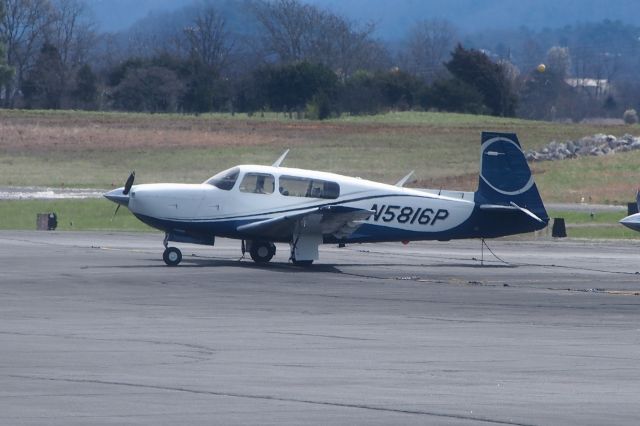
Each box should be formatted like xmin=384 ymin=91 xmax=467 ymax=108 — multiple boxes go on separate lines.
xmin=124 ymin=165 xmax=476 ymax=242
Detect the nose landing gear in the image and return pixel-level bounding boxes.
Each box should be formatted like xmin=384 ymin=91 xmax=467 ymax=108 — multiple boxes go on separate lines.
xmin=163 ymin=246 xmax=182 ymax=266
xmin=162 ymin=233 xmax=182 ymax=266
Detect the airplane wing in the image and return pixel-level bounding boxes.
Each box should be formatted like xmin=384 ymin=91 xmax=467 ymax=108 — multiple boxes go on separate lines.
xmin=236 ymin=206 xmax=373 ymax=240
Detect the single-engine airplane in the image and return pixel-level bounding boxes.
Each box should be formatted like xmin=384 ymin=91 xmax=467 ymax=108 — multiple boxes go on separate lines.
xmin=105 ymin=131 xmax=548 ymax=266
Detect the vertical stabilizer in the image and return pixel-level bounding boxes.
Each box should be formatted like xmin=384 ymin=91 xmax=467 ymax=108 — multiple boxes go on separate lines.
xmin=475 ymin=132 xmax=548 ymax=222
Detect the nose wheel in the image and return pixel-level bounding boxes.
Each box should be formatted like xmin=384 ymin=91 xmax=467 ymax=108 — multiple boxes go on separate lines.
xmin=163 ymin=246 xmax=182 ymax=266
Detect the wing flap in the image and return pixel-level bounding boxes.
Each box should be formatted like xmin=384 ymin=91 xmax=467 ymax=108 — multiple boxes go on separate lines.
xmin=236 ymin=207 xmax=318 ymax=238
xmin=236 ymin=206 xmax=373 ymax=240
xmin=319 ymin=206 xmax=373 ymax=239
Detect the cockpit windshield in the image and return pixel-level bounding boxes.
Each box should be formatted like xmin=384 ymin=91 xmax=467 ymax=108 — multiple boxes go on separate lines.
xmin=205 ymin=167 xmax=239 ymax=190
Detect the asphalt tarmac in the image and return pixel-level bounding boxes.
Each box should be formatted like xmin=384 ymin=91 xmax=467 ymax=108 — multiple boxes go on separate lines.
xmin=1 ymin=231 xmax=639 ymax=425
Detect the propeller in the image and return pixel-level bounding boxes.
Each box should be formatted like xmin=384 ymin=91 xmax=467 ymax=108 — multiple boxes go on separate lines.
xmin=123 ymin=171 xmax=135 ymax=195
xmin=112 ymin=171 xmax=135 ymax=219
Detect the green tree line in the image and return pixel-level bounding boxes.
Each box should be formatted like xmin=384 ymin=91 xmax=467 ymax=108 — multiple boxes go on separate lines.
xmin=1 ymin=0 xmax=639 ymax=121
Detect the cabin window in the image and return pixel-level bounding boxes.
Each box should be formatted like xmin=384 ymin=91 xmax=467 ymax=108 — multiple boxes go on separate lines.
xmin=279 ymin=176 xmax=340 ymax=199
xmin=205 ymin=167 xmax=239 ymax=191
xmin=239 ymin=173 xmax=275 ymax=194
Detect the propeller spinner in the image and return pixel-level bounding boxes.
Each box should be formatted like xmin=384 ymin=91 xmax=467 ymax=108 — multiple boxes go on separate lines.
xmin=105 ymin=171 xmax=135 ymax=219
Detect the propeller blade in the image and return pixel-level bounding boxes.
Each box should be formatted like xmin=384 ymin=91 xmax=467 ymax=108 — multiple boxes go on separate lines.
xmin=123 ymin=171 xmax=135 ymax=195
xmin=111 ymin=204 xmax=121 ymax=222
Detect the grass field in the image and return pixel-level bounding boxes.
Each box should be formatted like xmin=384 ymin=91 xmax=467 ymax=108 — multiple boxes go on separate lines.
xmin=545 ymin=209 xmax=639 ymax=239
xmin=1 ymin=109 xmax=640 ymax=237
xmin=0 ymin=199 xmax=151 ymax=232
xmin=2 ymin=109 xmax=639 ymax=205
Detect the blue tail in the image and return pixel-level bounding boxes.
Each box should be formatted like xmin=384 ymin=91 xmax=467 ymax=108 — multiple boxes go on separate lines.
xmin=474 ymin=132 xmax=548 ymax=235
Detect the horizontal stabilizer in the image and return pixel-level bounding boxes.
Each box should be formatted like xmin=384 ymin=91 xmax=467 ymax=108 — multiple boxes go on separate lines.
xmin=272 ymin=149 xmax=290 ymax=167
xmin=479 ymin=202 xmax=544 ymax=223
xmin=509 ymin=201 xmax=544 ymax=223
xmin=395 ymin=171 xmax=414 ymax=187
xmin=620 ymin=212 xmax=640 ymax=232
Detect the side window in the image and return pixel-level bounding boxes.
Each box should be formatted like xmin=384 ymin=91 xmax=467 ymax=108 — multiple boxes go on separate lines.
xmin=278 ymin=176 xmax=308 ymax=197
xmin=322 ymin=181 xmax=340 ymax=199
xmin=239 ymin=173 xmax=275 ymax=194
xmin=279 ymin=176 xmax=340 ymax=199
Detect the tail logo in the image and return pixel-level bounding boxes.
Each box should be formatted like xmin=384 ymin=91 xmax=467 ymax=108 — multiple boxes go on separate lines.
xmin=480 ymin=137 xmax=534 ymax=196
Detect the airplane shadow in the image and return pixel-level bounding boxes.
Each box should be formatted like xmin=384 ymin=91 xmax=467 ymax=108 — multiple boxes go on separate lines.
xmin=182 ymin=257 xmax=344 ymax=273
xmin=93 ymin=256 xmax=516 ymax=273
xmin=90 ymin=257 xmax=343 ymax=273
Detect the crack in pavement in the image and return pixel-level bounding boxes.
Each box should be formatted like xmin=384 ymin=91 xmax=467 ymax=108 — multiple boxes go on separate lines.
xmin=0 ymin=331 xmax=216 ymax=355
xmin=8 ymin=374 xmax=537 ymax=426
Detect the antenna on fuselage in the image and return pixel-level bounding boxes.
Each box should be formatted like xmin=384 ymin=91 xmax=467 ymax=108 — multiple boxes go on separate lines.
xmin=394 ymin=170 xmax=414 ymax=187
xmin=272 ymin=149 xmax=290 ymax=167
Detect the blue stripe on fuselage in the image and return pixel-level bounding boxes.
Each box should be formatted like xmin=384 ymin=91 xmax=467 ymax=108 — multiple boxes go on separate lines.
xmin=135 ymin=203 xmax=547 ymax=244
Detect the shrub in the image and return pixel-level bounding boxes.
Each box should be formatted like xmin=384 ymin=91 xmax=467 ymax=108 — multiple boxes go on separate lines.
xmin=623 ymin=109 xmax=638 ymax=124
xmin=306 ymin=91 xmax=332 ymax=120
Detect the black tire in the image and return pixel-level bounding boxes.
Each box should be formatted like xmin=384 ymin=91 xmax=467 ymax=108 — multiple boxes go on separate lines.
xmin=292 ymin=259 xmax=313 ymax=266
xmin=249 ymin=241 xmax=275 ymax=263
xmin=163 ymin=247 xmax=182 ymax=266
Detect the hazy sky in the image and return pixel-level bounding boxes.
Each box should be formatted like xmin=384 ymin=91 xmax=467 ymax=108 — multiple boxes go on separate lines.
xmin=87 ymin=0 xmax=640 ymax=36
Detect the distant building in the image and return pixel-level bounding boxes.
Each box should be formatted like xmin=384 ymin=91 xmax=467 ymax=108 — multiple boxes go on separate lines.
xmin=565 ymin=78 xmax=611 ymax=98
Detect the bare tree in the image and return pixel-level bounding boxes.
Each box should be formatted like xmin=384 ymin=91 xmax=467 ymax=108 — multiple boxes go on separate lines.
xmin=48 ymin=0 xmax=97 ymax=106
xmin=0 ymin=1 xmax=15 ymax=90
xmin=0 ymin=0 xmax=53 ymax=106
xmin=183 ymin=4 xmax=232 ymax=73
xmin=519 ymin=37 xmax=545 ymax=74
xmin=126 ymin=27 xmax=167 ymax=58
xmin=546 ymin=46 xmax=571 ymax=77
xmin=124 ymin=10 xmax=187 ymax=59
xmin=311 ymin=13 xmax=387 ymax=77
xmin=402 ymin=19 xmax=458 ymax=83
xmin=251 ymin=0 xmax=386 ymax=76
xmin=50 ymin=0 xmax=95 ymax=71
xmin=252 ymin=0 xmax=318 ymax=63
xmin=571 ymin=45 xmax=618 ymax=104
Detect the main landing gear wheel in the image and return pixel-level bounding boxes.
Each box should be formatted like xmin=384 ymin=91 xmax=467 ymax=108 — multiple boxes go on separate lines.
xmin=249 ymin=241 xmax=276 ymax=263
xmin=163 ymin=247 xmax=182 ymax=266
